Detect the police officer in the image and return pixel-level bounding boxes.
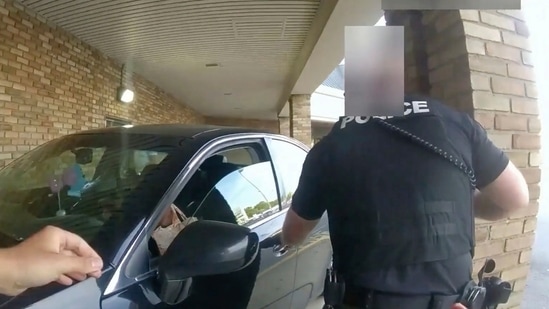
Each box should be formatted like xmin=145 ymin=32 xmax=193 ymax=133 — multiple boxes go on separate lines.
xmin=281 ymin=94 xmax=529 ymax=309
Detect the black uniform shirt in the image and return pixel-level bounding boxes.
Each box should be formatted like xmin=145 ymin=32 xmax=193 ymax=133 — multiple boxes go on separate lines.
xmin=290 ymin=94 xmax=509 ymax=295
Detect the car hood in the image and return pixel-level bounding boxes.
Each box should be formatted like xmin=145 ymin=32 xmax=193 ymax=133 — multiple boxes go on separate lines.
xmin=28 ymin=279 xmax=104 ymax=309
xmin=0 ymin=273 xmax=110 ymax=308
xmin=0 ymin=284 xmax=67 ymax=309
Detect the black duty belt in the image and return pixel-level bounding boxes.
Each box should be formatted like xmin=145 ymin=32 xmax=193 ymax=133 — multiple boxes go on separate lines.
xmin=343 ymin=285 xmax=460 ymax=309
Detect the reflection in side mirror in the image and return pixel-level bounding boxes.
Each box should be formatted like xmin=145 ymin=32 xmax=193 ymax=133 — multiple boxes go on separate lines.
xmin=157 ymin=220 xmax=259 ymax=305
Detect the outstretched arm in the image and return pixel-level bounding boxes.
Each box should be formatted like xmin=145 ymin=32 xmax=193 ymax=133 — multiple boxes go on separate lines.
xmin=282 ymin=141 xmax=330 ymax=246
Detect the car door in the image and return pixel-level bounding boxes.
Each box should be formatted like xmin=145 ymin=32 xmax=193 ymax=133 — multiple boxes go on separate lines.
xmin=100 ymin=137 xmax=299 ymax=309
xmin=265 ymin=136 xmax=333 ymax=309
xmin=198 ymin=144 xmax=299 ymax=309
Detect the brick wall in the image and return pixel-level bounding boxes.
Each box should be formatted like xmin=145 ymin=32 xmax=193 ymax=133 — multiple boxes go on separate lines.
xmin=386 ymin=11 xmax=431 ymax=96
xmin=0 ymin=0 xmax=203 ymax=168
xmin=289 ymin=94 xmax=312 ymax=146
xmin=464 ymin=11 xmax=539 ymax=308
xmin=204 ymin=116 xmax=279 ymax=134
xmin=278 ymin=117 xmax=290 ymax=137
xmin=387 ymin=9 xmax=540 ymax=308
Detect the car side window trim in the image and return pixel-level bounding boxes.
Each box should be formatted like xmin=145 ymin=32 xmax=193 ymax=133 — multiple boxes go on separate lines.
xmin=262 ymin=138 xmax=285 ymax=212
xmin=146 ymin=137 xmax=271 ymax=238
xmin=263 ymin=136 xmax=310 ymax=206
xmin=105 ymin=134 xmax=262 ymax=296
xmin=265 ymin=135 xmax=310 ymax=152
xmin=265 ymin=138 xmax=289 ymax=200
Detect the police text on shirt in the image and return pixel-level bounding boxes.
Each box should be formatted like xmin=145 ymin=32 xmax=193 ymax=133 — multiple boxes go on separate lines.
xmin=340 ymin=101 xmax=430 ymax=129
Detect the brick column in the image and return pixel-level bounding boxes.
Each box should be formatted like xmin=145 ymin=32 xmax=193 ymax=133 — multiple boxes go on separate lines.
xmin=278 ymin=117 xmax=290 ymax=136
xmin=385 ymin=10 xmax=431 ymax=95
xmin=386 ymin=9 xmax=540 ymax=308
xmin=289 ymin=94 xmax=312 ymax=146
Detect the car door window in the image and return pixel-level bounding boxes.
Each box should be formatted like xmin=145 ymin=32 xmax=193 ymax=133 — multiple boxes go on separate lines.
xmin=187 ymin=147 xmax=280 ymax=227
xmin=267 ymin=139 xmax=308 ymax=210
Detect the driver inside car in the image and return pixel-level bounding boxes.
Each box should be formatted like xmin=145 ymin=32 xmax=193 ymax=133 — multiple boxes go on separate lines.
xmin=153 ymin=155 xmax=261 ymax=309
xmin=152 ymin=204 xmax=197 ymax=255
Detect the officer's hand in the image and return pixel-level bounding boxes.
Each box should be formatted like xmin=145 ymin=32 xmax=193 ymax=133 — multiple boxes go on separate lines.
xmin=260 ymin=233 xmax=282 ymax=248
xmin=0 ymin=226 xmax=103 ymax=296
xmin=451 ymin=304 xmax=467 ymax=309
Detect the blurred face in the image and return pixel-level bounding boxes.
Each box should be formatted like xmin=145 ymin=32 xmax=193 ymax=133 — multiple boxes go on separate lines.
xmin=361 ymin=36 xmax=403 ymax=115
xmin=345 ymin=28 xmax=404 ymax=116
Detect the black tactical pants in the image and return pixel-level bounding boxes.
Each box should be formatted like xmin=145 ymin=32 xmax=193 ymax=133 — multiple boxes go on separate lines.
xmin=340 ymin=285 xmax=461 ymax=309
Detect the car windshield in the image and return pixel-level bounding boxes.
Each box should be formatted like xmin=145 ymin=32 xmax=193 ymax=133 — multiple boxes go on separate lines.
xmin=0 ymin=132 xmax=181 ymax=259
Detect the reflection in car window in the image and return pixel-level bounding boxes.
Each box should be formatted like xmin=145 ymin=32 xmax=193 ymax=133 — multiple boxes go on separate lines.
xmin=120 ymin=149 xmax=168 ymax=178
xmin=196 ymin=161 xmax=280 ymax=227
xmin=8 ymin=147 xmax=106 ymax=190
xmin=0 ymin=133 xmax=177 ymax=257
xmin=268 ymin=140 xmax=308 ymax=209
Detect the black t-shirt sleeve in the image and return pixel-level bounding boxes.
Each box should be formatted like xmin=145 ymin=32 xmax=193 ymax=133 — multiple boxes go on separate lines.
xmin=469 ymin=117 xmax=510 ymax=189
xmin=290 ymin=139 xmax=331 ymax=220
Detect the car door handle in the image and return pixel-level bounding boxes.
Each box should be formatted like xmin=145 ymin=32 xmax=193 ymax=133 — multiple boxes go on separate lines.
xmin=263 ymin=230 xmax=293 ymax=256
xmin=272 ymin=244 xmax=291 ymax=257
xmin=260 ymin=229 xmax=283 ymax=249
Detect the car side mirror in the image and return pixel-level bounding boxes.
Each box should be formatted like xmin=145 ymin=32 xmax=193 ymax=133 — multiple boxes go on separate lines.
xmin=157 ymin=220 xmax=259 ymax=305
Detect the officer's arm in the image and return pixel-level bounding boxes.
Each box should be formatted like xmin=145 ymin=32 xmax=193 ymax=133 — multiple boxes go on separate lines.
xmin=282 ymin=142 xmax=330 ymax=246
xmin=470 ymin=119 xmax=529 ymax=220
xmin=474 ymin=162 xmax=529 ymax=220
xmin=282 ymin=209 xmax=320 ymax=247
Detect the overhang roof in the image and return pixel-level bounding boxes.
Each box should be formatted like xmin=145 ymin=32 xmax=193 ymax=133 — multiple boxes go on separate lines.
xmin=18 ymin=0 xmax=382 ymax=120
xmin=321 ymin=64 xmax=345 ymax=91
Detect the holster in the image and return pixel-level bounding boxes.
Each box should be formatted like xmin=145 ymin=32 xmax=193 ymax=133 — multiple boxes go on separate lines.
xmin=458 ymin=280 xmax=486 ymax=309
xmin=323 ymin=268 xmax=346 ymax=308
xmin=459 ymin=277 xmax=512 ymax=309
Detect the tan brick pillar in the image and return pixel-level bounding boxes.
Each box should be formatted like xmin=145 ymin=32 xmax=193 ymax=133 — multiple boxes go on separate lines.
xmin=385 ymin=10 xmax=431 ymax=95
xmin=386 ymin=9 xmax=540 ymax=308
xmin=289 ymin=94 xmax=312 ymax=146
xmin=278 ymin=117 xmax=290 ymax=137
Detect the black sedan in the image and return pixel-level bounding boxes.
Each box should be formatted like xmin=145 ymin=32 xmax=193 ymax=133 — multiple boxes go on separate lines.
xmin=0 ymin=124 xmax=332 ymax=309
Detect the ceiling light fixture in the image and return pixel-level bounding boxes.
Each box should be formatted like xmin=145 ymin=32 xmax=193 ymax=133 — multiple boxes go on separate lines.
xmin=117 ymin=87 xmax=135 ymax=103
xmin=117 ymin=64 xmax=135 ymax=103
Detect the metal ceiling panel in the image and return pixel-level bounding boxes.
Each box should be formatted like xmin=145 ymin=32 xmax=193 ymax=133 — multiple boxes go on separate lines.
xmin=18 ymin=0 xmax=323 ymax=119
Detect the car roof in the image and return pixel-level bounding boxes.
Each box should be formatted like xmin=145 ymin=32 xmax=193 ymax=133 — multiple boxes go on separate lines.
xmin=72 ymin=124 xmax=269 ymax=140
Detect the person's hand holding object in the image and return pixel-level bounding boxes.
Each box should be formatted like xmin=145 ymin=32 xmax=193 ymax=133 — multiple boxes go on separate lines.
xmin=0 ymin=226 xmax=103 ymax=296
